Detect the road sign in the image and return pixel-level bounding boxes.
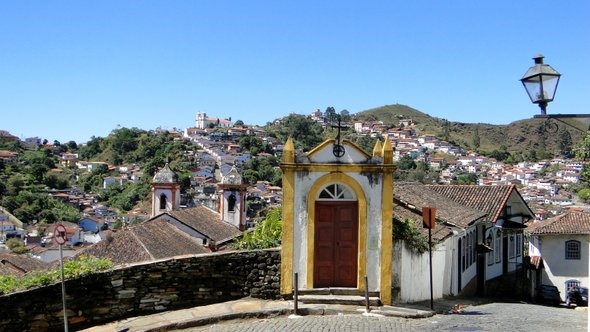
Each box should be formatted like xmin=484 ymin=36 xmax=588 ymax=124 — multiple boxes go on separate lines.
xmin=54 ymin=224 xmax=67 ymax=245
xmin=422 ymin=207 xmax=436 ymax=230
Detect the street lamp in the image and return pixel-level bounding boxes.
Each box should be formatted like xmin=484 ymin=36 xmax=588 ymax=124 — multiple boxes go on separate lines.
xmin=520 ymin=54 xmax=561 ymax=115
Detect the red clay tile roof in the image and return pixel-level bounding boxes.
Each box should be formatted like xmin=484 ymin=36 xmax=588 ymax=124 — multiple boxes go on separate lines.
xmin=77 ymin=219 xmax=209 ymax=265
xmin=0 ymin=253 xmax=52 ymax=276
xmin=168 ymin=206 xmax=242 ymax=242
xmin=527 ymin=211 xmax=590 ymax=235
xmin=395 ymin=183 xmax=486 ymax=228
xmin=394 ymin=183 xmax=487 ymax=242
xmin=425 ymin=184 xmax=528 ymax=222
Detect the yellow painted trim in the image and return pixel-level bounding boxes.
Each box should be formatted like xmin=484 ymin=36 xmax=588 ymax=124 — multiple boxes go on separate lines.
xmin=280 ymin=167 xmax=295 ymax=296
xmin=372 ymin=139 xmax=383 ymax=157
xmin=281 ymin=163 xmax=395 ymax=173
xmin=306 ymin=139 xmax=372 ymax=160
xmin=306 ymin=173 xmax=367 ymax=291
xmin=380 ymin=171 xmax=394 ymax=305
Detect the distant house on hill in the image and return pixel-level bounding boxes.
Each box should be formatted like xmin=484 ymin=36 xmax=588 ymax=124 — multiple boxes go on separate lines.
xmin=59 ymin=153 xmax=79 ymax=168
xmin=78 ymin=216 xmax=103 ymax=233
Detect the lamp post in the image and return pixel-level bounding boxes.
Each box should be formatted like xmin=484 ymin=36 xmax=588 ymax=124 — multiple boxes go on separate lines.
xmin=520 ymin=54 xmax=561 ymax=115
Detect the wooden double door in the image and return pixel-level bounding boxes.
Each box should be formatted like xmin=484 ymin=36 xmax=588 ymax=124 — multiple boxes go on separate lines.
xmin=313 ymin=201 xmax=358 ymax=288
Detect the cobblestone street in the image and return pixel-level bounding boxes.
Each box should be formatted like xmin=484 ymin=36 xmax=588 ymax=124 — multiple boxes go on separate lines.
xmin=180 ymin=303 xmax=588 ymax=332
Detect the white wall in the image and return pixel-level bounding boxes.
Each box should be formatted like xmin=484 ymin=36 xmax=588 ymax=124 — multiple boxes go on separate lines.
xmin=37 ymin=248 xmax=78 ymax=263
xmin=292 ymin=170 xmax=384 ymax=292
xmin=540 ymin=234 xmax=589 ymax=300
xmin=393 ymin=240 xmax=446 ymax=303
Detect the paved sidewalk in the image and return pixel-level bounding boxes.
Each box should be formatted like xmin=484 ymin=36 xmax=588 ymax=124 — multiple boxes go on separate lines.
xmin=80 ymin=297 xmax=440 ymax=332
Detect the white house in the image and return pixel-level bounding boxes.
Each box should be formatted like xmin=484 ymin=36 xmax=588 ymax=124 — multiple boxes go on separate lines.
xmin=427 ymin=184 xmax=535 ymax=298
xmin=526 ymin=210 xmax=590 ymax=302
xmin=393 ymin=183 xmax=487 ymax=302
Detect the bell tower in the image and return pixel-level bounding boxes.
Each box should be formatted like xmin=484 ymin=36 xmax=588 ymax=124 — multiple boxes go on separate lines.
xmin=151 ymin=164 xmax=181 ymax=216
xmin=218 ymin=166 xmax=248 ymax=230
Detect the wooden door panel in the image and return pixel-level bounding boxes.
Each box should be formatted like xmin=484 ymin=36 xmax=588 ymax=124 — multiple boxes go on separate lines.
xmin=334 ymin=203 xmax=357 ymax=287
xmin=314 ymin=201 xmax=358 ymax=288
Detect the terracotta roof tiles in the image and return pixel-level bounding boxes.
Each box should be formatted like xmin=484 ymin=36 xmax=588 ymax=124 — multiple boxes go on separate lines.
xmin=425 ymin=184 xmax=517 ymax=222
xmin=0 ymin=253 xmax=52 ymax=277
xmin=527 ymin=211 xmax=590 ymax=235
xmin=78 ymin=219 xmax=209 ymax=265
xmin=169 ymin=206 xmax=242 ymax=242
xmin=394 ymin=183 xmax=487 ymax=242
xmin=395 ymin=183 xmax=486 ymax=229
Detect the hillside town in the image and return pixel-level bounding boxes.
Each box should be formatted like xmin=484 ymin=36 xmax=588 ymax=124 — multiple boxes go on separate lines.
xmin=1 ymin=110 xmax=589 ymax=312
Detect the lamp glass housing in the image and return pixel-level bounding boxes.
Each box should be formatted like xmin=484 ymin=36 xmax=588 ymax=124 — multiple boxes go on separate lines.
xmin=520 ymin=55 xmax=561 ymax=105
xmin=522 ymin=74 xmax=560 ymax=104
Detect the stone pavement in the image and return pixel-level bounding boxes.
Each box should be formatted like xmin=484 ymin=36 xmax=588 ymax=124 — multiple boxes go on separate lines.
xmin=80 ymin=297 xmax=446 ymax=332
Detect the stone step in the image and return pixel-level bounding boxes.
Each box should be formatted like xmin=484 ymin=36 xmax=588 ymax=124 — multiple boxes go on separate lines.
xmin=297 ymin=287 xmax=379 ymax=297
xmin=298 ymin=294 xmax=382 ymax=306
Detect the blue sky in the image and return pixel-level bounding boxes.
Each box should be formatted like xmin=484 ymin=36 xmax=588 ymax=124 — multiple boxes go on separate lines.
xmin=1 ymin=1 xmax=588 ymax=144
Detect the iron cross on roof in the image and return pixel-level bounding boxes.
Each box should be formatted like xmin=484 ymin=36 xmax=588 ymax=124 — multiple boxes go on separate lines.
xmin=331 ymin=115 xmax=348 ymax=157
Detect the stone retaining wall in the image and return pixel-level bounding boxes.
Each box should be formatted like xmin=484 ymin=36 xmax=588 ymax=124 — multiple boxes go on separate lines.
xmin=0 ymin=249 xmax=281 ymax=331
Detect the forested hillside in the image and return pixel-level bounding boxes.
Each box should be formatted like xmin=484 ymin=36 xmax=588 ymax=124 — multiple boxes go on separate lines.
xmin=354 ymin=104 xmax=585 ymax=161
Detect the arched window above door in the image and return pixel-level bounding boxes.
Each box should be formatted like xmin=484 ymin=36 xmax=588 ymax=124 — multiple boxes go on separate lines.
xmin=317 ymin=183 xmax=356 ymax=201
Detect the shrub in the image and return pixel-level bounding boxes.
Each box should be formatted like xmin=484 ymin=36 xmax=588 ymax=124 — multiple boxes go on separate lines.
xmin=232 ymin=207 xmax=282 ymax=250
xmin=0 ymin=255 xmax=113 ymax=295
xmin=392 ymin=218 xmax=429 ymax=254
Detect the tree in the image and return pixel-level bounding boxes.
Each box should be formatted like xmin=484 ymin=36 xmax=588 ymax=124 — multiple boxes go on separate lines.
xmin=558 ymin=127 xmax=573 ymax=157
xmin=580 ymin=163 xmax=590 ymax=185
xmin=5 ymin=238 xmax=27 ymax=254
xmin=453 ymin=173 xmax=479 ymax=185
xmin=441 ymin=119 xmax=450 ymax=141
xmin=396 ymin=155 xmax=416 ymax=170
xmin=324 ymin=107 xmax=337 ymax=123
xmin=6 ymin=175 xmax=26 ymax=195
xmin=239 ymin=135 xmax=265 ymax=155
xmin=65 ymin=140 xmax=78 ymax=151
xmin=267 ymin=114 xmax=324 ymax=152
xmin=232 ymin=207 xmax=282 ymax=250
xmin=242 ymin=156 xmax=282 ymax=186
xmin=472 ymin=126 xmax=480 ymax=151
xmin=349 ymin=135 xmax=379 ymax=154
xmin=574 ymin=131 xmax=590 ymax=161
xmin=79 ymin=136 xmax=103 ymax=160
xmin=43 ymin=172 xmax=70 ymax=190
xmin=577 ymin=188 xmax=590 ymax=202
xmin=340 ymin=109 xmax=351 ymax=122
xmin=234 ymin=120 xmax=245 ymax=126
xmin=392 ymin=218 xmax=428 ymax=253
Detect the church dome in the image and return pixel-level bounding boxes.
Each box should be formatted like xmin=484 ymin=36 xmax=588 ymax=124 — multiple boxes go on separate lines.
xmin=152 ymin=163 xmax=178 ymax=183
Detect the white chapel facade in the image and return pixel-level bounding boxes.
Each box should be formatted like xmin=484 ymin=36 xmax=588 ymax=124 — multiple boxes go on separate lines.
xmin=280 ymin=137 xmax=395 ymax=305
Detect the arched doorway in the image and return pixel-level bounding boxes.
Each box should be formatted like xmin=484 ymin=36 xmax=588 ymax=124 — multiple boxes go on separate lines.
xmin=313 ymin=183 xmax=358 ymax=287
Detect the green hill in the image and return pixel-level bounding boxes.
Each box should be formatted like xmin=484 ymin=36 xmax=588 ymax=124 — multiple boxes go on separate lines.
xmin=354 ymin=104 xmax=585 ymax=158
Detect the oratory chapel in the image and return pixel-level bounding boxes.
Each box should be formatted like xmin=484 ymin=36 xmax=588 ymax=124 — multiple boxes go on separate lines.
xmin=280 ymin=136 xmax=395 ymax=305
